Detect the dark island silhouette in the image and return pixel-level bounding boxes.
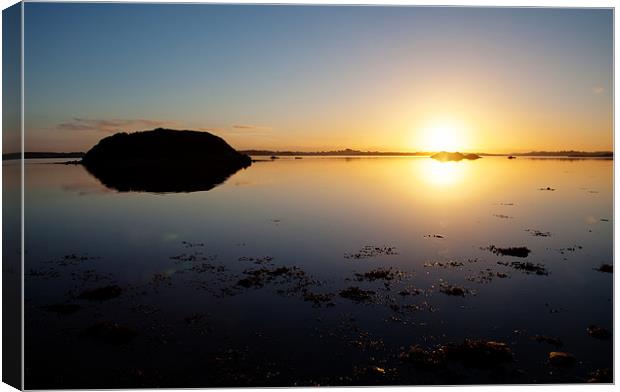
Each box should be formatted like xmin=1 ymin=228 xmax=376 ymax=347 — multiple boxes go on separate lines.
xmin=430 ymin=151 xmax=481 ymax=162
xmin=81 ymin=128 xmax=252 ymax=193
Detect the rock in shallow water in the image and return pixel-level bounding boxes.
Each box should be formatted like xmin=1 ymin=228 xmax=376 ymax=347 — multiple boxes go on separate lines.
xmin=548 ymin=351 xmax=576 ymax=367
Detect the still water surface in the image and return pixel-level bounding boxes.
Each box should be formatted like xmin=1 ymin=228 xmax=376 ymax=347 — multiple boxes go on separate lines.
xmin=18 ymin=156 xmax=612 ymax=387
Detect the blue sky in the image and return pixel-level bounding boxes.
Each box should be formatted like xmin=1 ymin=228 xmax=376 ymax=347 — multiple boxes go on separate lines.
xmin=22 ymin=4 xmax=613 ymax=152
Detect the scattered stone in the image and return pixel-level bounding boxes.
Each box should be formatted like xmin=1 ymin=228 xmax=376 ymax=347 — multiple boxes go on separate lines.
xmin=344 ymin=245 xmax=398 ymax=260
xmin=302 ymin=291 xmax=334 ymax=307
xmin=370 ymin=366 xmax=385 ymax=375
xmin=466 ymin=269 xmax=509 ymax=283
xmin=339 ymin=286 xmax=375 ymax=303
xmin=554 ymin=246 xmax=581 ymax=254
xmin=493 ymin=214 xmax=513 ymax=219
xmin=399 ymin=345 xmax=444 ymax=369
xmin=439 ymin=284 xmax=469 ymax=297
xmin=171 ymin=252 xmax=217 ymax=263
xmin=238 ymin=256 xmax=274 ymax=264
xmin=354 ymin=267 xmax=402 ymax=282
xmin=181 ymin=241 xmax=205 ymax=248
xmin=548 ymin=351 xmax=576 ymax=367
xmin=498 ymin=261 xmax=548 ymax=276
xmin=587 ymin=325 xmax=611 ymax=340
xmin=77 ymin=285 xmax=122 ymax=301
xmin=588 ymin=368 xmax=612 ymax=383
xmin=236 ymin=266 xmax=295 ymax=288
xmin=398 ymin=288 xmax=422 ymax=296
xmin=486 ymin=245 xmax=531 ymax=258
xmin=424 ymin=260 xmax=464 ymax=268
xmin=526 ymin=229 xmax=551 ymax=237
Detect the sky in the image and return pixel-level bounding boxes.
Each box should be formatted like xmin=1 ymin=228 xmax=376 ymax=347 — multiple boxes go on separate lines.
xmin=19 ymin=4 xmax=613 ymax=153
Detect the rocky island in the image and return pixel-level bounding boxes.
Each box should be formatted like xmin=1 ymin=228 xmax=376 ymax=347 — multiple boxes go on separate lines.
xmin=430 ymin=151 xmax=481 ymax=162
xmin=82 ymin=128 xmax=252 ymax=192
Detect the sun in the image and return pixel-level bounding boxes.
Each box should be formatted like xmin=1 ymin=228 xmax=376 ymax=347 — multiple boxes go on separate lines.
xmin=417 ymin=120 xmax=466 ymax=152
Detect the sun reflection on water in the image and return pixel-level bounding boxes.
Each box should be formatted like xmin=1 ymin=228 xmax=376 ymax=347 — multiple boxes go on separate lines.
xmin=417 ymin=159 xmax=469 ymax=188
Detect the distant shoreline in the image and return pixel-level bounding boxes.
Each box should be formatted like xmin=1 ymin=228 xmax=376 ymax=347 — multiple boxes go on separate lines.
xmin=2 ymin=150 xmax=613 ymax=161
xmin=240 ymin=149 xmax=613 ymax=158
xmin=3 ymin=152 xmax=85 ymax=160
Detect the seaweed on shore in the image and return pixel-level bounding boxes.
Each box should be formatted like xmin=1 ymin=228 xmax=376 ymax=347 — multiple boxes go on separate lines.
xmin=439 ymin=284 xmax=470 ymax=297
xmin=525 ymin=229 xmax=551 ymax=237
xmin=486 ymin=245 xmax=531 ymax=258
xmin=497 ymin=261 xmax=548 ymax=275
xmin=400 ymin=339 xmax=513 ymax=370
xmin=344 ymin=246 xmax=398 ymax=260
xmin=354 ymin=267 xmax=403 ymax=282
xmin=339 ymin=286 xmax=376 ymax=303
xmin=587 ymin=325 xmax=611 ymax=340
xmin=424 ymin=260 xmax=464 ymax=268
xmin=302 ymin=291 xmax=335 ymax=307
xmin=548 ymin=351 xmax=576 ymax=367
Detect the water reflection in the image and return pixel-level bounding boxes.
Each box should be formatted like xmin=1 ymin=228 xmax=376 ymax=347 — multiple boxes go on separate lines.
xmin=84 ymin=162 xmax=248 ymax=193
xmin=20 ymin=156 xmax=612 ymax=388
xmin=417 ymin=159 xmax=470 ymax=187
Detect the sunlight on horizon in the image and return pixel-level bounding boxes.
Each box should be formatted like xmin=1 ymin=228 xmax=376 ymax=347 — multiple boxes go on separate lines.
xmin=414 ymin=119 xmax=470 ymax=152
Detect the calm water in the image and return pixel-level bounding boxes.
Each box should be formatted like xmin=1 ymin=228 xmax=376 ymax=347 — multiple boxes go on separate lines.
xmin=17 ymin=156 xmax=613 ymax=387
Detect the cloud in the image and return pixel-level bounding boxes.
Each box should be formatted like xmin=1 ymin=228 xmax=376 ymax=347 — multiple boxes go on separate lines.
xmin=592 ymin=86 xmax=604 ymax=94
xmin=232 ymin=124 xmax=272 ymax=131
xmin=197 ymin=127 xmax=226 ymax=133
xmin=57 ymin=118 xmax=178 ymax=133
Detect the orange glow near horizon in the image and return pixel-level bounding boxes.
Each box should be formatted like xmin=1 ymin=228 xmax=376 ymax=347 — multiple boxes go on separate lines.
xmin=414 ymin=119 xmax=469 ymax=152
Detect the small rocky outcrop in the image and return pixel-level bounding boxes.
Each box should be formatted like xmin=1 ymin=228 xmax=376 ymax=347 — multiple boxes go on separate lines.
xmin=430 ymin=151 xmax=481 ymax=162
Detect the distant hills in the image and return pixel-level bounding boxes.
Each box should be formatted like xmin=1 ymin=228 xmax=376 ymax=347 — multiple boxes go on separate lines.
xmin=3 ymin=148 xmax=613 ymax=160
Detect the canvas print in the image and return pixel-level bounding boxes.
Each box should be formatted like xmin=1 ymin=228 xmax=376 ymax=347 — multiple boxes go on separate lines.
xmin=2 ymin=3 xmax=614 ymax=389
